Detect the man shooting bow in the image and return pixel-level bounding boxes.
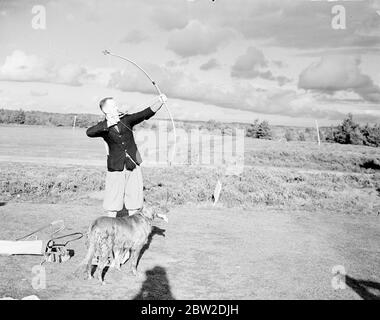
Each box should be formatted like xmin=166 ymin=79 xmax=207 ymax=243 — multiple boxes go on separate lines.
xmin=86 ymin=94 xmax=167 ymax=217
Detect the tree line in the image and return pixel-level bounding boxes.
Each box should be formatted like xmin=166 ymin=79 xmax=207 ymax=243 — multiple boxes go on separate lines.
xmin=245 ymin=113 xmax=379 ymax=147
xmin=0 ymin=108 xmax=101 ymax=128
xmin=0 ymin=108 xmax=379 ymax=147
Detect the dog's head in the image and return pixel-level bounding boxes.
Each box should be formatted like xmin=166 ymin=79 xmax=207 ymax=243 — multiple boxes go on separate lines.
xmin=140 ymin=206 xmax=169 ymax=223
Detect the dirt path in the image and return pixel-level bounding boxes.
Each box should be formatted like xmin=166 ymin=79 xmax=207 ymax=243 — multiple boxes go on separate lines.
xmin=0 ymin=202 xmax=379 ymax=300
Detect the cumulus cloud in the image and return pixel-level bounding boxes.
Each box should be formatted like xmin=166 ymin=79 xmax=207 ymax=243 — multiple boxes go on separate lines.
xmin=272 ymin=60 xmax=286 ymax=68
xmin=231 ymin=47 xmax=267 ymax=78
xmin=109 ymin=62 xmax=252 ymax=109
xmin=121 ymin=29 xmax=148 ymax=44
xmin=167 ymin=20 xmax=234 ymax=57
xmin=107 ymin=62 xmax=361 ymax=121
xmin=161 ymin=0 xmax=380 ymax=50
xmin=299 ymin=55 xmax=380 ymax=102
xmin=5 ymin=0 xmax=379 ymax=51
xmin=200 ymin=58 xmax=220 ymax=71
xmin=150 ymin=5 xmax=189 ymax=31
xmin=165 ymin=59 xmax=189 ymax=68
xmin=231 ymin=47 xmax=291 ymax=86
xmin=0 ymin=50 xmax=89 ymax=86
xmin=0 ymin=50 xmax=52 ymax=82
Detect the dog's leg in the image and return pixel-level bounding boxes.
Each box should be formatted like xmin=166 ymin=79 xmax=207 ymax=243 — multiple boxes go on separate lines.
xmin=112 ymin=248 xmax=128 ymax=272
xmin=97 ymin=262 xmax=107 ymax=285
xmin=123 ymin=248 xmax=133 ymax=271
xmin=109 ymin=249 xmax=118 ymax=269
xmin=75 ymin=241 xmax=96 ymax=280
xmin=97 ymin=241 xmax=111 ymax=285
xmin=111 ymin=248 xmax=124 ymax=271
xmin=87 ymin=243 xmax=97 ymax=280
xmin=120 ymin=249 xmax=131 ymax=265
xmin=129 ymin=246 xmax=143 ymax=277
xmin=129 ymin=249 xmax=138 ymax=276
xmin=97 ymin=253 xmax=109 ymax=285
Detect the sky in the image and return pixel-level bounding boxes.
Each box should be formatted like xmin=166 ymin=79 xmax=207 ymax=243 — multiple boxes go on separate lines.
xmin=0 ymin=0 xmax=379 ymax=126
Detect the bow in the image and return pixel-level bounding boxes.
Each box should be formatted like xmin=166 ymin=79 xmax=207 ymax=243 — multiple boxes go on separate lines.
xmin=102 ymin=49 xmax=177 ymax=166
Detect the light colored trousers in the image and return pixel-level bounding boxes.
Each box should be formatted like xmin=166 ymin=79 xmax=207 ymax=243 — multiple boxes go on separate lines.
xmin=103 ymin=166 xmax=143 ymax=212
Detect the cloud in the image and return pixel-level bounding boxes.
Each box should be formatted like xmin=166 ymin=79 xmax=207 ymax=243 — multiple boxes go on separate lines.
xmin=109 ymin=62 xmax=250 ymax=109
xmin=231 ymin=47 xmax=291 ymax=86
xmin=167 ymin=20 xmax=234 ymax=57
xmin=107 ymin=62 xmax=360 ymax=122
xmin=231 ymin=47 xmax=267 ymax=78
xmin=2 ymin=51 xmax=374 ymax=123
xmin=200 ymin=58 xmax=220 ymax=71
xmin=272 ymin=60 xmax=286 ymax=68
xmin=0 ymin=50 xmax=52 ymax=82
xmin=177 ymin=0 xmax=380 ymax=50
xmin=0 ymin=50 xmax=89 ymax=86
xmin=150 ymin=5 xmax=189 ymax=31
xmin=165 ymin=59 xmax=189 ymax=68
xmin=121 ymin=29 xmax=148 ymax=44
xmin=299 ymin=55 xmax=380 ymax=102
xmin=4 ymin=0 xmax=379 ymax=51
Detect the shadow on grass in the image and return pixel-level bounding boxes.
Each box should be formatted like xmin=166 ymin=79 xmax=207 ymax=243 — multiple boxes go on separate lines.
xmin=133 ymin=266 xmax=175 ymax=300
xmin=0 ymin=202 xmax=6 ymax=207
xmin=360 ymin=159 xmax=380 ymax=171
xmin=137 ymin=226 xmax=166 ymax=268
xmin=346 ymin=275 xmax=380 ymax=300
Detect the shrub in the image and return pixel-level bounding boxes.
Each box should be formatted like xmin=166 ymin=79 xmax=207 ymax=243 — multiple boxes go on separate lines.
xmin=256 ymin=120 xmax=272 ymax=140
xmin=199 ymin=120 xmax=223 ymax=133
xmin=246 ymin=119 xmax=259 ymax=138
xmin=284 ymin=129 xmax=294 ymax=142
xmin=329 ymin=114 xmax=379 ymax=147
xmin=361 ymin=124 xmax=380 ymax=147
xmin=246 ymin=119 xmax=272 ymax=140
xmin=14 ymin=109 xmax=26 ymax=124
xmin=298 ymin=131 xmax=306 ymax=141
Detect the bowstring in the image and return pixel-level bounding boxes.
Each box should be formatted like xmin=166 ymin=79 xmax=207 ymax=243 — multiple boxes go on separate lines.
xmin=103 ymin=50 xmax=176 ymax=166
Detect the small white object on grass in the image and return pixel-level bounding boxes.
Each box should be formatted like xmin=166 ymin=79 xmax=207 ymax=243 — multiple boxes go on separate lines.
xmin=0 ymin=240 xmax=44 ymax=255
xmin=213 ymin=179 xmax=222 ymax=206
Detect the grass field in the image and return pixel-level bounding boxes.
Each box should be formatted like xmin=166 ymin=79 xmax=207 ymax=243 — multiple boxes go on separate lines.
xmin=0 ymin=125 xmax=379 ymax=299
xmin=1 ymin=125 xmax=379 ymax=214
xmin=1 ymin=203 xmax=379 ymax=300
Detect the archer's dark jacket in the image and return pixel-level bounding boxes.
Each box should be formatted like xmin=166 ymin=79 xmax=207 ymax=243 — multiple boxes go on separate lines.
xmin=86 ymin=107 xmax=155 ymax=172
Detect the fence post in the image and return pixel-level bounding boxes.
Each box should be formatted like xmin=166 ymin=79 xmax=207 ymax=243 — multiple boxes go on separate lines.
xmin=315 ymin=120 xmax=321 ymax=146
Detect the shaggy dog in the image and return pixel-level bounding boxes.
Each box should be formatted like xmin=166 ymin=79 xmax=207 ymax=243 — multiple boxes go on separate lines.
xmin=79 ymin=207 xmax=168 ymax=284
